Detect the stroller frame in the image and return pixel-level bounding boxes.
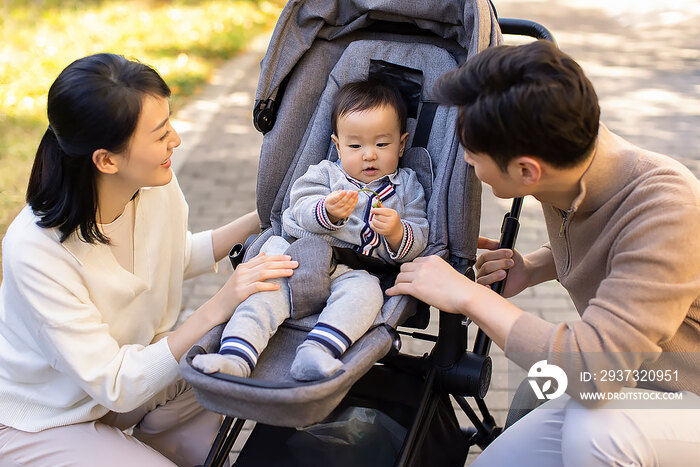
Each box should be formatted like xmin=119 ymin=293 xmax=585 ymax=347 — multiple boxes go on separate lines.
xmin=198 ymin=13 xmax=556 ymax=467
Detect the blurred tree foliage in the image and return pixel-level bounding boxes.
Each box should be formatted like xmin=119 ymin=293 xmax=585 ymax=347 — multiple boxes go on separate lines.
xmin=0 ymin=0 xmax=284 ymax=276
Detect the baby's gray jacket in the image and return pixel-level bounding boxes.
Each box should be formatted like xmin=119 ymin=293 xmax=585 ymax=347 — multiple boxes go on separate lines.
xmin=282 ymin=160 xmax=429 ymax=264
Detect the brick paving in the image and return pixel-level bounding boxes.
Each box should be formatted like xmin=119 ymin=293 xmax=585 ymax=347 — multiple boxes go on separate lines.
xmin=170 ymin=1 xmax=699 ymax=464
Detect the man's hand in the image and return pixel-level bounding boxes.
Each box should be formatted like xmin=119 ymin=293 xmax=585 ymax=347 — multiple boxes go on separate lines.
xmin=474 ymin=236 xmax=561 ymax=298
xmin=386 ymin=254 xmax=524 ymax=350
xmin=370 ymin=207 xmax=403 ymax=251
xmin=475 ymin=236 xmax=530 ymax=298
xmin=325 ymin=190 xmax=358 ymax=224
xmin=386 ymin=255 xmax=473 ymax=314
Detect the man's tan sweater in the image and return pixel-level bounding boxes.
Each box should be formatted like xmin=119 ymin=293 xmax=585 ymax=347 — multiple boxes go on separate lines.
xmin=505 ymin=124 xmax=700 ymax=401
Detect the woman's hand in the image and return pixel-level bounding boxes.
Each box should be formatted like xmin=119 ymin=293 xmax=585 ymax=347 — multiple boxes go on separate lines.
xmin=212 ymin=252 xmax=298 ymax=323
xmin=386 ymin=255 xmax=475 ymax=314
xmin=475 ymin=236 xmax=530 ymax=298
xmin=325 ymin=190 xmax=358 ymax=223
xmin=167 ymin=252 xmax=297 ymax=361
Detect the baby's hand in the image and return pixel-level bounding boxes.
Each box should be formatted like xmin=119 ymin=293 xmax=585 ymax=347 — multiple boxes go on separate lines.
xmin=370 ymin=207 xmax=403 ymax=251
xmin=325 ymin=190 xmax=358 ymax=223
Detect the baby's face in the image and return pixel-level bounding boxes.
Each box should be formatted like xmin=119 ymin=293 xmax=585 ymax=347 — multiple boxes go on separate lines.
xmin=332 ymin=104 xmax=408 ymax=184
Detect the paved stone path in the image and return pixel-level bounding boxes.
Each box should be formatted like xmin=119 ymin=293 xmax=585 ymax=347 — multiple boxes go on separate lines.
xmin=170 ymin=1 xmax=699 ymax=463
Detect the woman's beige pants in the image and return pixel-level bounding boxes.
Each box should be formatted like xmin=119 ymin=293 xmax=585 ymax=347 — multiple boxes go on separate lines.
xmin=0 ymin=380 xmax=226 ymax=467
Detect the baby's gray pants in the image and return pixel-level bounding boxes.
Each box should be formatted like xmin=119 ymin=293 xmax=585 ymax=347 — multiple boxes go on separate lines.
xmin=221 ymin=235 xmax=384 ymax=357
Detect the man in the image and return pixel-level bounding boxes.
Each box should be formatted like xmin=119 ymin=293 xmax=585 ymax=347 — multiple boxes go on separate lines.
xmin=387 ymin=40 xmax=700 ymax=466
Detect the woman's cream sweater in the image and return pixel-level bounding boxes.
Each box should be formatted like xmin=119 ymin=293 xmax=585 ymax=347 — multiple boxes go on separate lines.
xmin=0 ymin=175 xmax=216 ymax=431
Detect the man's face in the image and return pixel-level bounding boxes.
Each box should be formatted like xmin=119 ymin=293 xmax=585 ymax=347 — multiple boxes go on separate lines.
xmin=464 ymin=150 xmax=525 ymax=199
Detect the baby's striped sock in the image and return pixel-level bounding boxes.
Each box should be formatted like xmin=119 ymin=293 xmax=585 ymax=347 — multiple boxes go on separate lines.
xmin=219 ymin=336 xmax=259 ymax=373
xmin=305 ymin=323 xmax=352 ymax=358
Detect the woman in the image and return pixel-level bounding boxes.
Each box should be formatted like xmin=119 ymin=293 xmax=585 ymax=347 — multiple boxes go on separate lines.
xmin=0 ymin=53 xmax=297 ymax=466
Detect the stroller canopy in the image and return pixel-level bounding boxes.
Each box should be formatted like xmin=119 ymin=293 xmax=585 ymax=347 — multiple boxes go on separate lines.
xmin=254 ymin=0 xmax=501 ymax=265
xmin=256 ymin=0 xmax=500 ymax=105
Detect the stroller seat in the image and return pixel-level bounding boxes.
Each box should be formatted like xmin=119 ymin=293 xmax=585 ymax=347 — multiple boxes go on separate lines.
xmin=181 ymin=0 xmax=495 ymax=430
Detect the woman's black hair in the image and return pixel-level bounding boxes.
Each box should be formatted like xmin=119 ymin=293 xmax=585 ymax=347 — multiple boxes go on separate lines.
xmin=26 ymin=53 xmax=170 ymax=243
xmin=434 ymin=40 xmax=600 ymax=171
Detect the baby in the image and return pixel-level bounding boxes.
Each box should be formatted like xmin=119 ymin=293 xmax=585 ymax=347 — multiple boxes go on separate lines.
xmin=193 ymin=79 xmax=429 ymax=381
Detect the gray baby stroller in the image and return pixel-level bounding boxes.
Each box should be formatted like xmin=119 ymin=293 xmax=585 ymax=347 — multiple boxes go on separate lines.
xmin=179 ymin=0 xmax=555 ymax=465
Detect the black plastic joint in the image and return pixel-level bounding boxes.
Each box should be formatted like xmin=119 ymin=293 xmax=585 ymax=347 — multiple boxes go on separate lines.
xmin=438 ymin=353 xmax=492 ymax=398
xmin=228 ymin=243 xmax=245 ymax=269
xmin=253 ymin=99 xmax=276 ymax=134
xmin=228 ymin=234 xmax=260 ymax=270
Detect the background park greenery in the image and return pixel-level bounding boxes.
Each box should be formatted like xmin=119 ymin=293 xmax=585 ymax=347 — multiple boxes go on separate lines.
xmin=0 ymin=0 xmax=284 ymax=273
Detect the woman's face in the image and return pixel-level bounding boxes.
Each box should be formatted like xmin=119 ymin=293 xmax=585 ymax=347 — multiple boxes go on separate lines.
xmin=113 ymin=95 xmax=181 ymax=190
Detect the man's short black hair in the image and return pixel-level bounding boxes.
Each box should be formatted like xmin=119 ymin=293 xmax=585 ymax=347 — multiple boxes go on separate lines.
xmin=331 ymin=79 xmax=408 ymax=135
xmin=435 ymin=40 xmax=600 ymax=171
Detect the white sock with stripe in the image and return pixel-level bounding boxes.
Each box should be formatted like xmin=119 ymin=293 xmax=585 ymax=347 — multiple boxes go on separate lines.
xmin=290 ymin=340 xmax=343 ymax=381
xmin=290 ymin=323 xmax=350 ymax=381
xmin=191 ymin=336 xmax=258 ymax=377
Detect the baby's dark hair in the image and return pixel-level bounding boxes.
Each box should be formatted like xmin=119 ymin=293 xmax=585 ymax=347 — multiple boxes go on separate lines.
xmin=435 ymin=40 xmax=600 ymax=171
xmin=331 ymin=79 xmax=408 ymax=135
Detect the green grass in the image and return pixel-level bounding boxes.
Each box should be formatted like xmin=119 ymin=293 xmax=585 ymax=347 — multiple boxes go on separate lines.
xmin=0 ymin=0 xmax=284 ymax=276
